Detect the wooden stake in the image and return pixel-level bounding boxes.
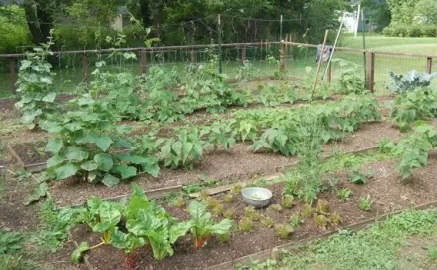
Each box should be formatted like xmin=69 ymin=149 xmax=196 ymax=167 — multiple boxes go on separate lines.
xmin=311 ymin=30 xmax=329 ymax=99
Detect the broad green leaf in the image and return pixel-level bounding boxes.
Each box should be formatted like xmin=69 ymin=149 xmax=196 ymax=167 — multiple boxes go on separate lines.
xmin=81 ymin=161 xmax=98 ymax=171
xmin=64 ymin=147 xmax=89 ymax=162
xmin=102 ymin=174 xmax=120 ymax=188
xmin=45 ymin=138 xmax=64 ymax=153
xmin=94 ymin=136 xmax=113 ymax=152
xmin=24 ymin=183 xmax=49 ymax=206
xmin=92 ymin=202 xmax=121 ymax=233
xmin=116 ymin=165 xmax=137 ymax=180
xmin=71 ymin=242 xmax=90 ymax=264
xmin=47 ymin=154 xmax=65 ymax=168
xmin=181 ymin=143 xmax=193 ymax=164
xmin=42 ymin=92 xmax=56 ymax=103
xmin=171 ymin=141 xmax=182 ymax=156
xmin=94 ymin=153 xmax=113 ymax=172
xmin=169 ymin=222 xmax=190 ymax=243
xmin=55 ymin=163 xmax=79 ymax=179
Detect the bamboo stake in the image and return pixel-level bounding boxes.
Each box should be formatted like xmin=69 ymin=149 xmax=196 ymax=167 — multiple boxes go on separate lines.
xmin=311 ymin=30 xmax=329 ymax=100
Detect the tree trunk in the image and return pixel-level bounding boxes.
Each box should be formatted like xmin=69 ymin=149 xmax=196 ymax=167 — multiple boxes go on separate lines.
xmin=139 ymin=0 xmax=152 ymax=28
xmin=24 ymin=2 xmax=53 ymax=45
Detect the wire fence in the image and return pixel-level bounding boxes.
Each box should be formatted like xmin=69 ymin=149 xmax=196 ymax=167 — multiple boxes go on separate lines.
xmin=0 ymin=41 xmax=436 ymax=99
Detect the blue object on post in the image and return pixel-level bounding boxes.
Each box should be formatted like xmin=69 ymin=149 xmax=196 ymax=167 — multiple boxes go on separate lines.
xmin=316 ymin=45 xmax=333 ymax=64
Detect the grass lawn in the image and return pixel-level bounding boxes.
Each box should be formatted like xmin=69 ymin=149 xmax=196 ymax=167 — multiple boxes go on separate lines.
xmin=240 ymin=209 xmax=437 ymax=270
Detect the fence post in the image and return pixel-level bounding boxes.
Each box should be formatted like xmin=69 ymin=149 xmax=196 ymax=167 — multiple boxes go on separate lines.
xmin=366 ymin=51 xmax=375 ymax=92
xmin=191 ymin=49 xmax=196 ymax=64
xmin=242 ymin=46 xmax=247 ymax=64
xmin=327 ymin=62 xmax=332 ymax=83
xmin=82 ymin=53 xmax=88 ymax=85
xmin=140 ymin=49 xmax=147 ymax=74
xmin=9 ymin=58 xmax=17 ymax=94
xmin=279 ymin=41 xmax=286 ymax=74
xmin=217 ymin=14 xmax=223 ymax=74
xmin=426 ymin=57 xmax=432 ymax=73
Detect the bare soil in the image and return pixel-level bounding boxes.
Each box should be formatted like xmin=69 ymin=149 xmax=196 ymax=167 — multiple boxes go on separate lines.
xmin=69 ymin=152 xmax=437 ymax=270
xmin=12 ymin=141 xmax=51 ymax=165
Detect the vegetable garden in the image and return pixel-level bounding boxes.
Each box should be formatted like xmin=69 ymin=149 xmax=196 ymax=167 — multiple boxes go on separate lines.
xmin=2 ymin=37 xmax=437 ymax=270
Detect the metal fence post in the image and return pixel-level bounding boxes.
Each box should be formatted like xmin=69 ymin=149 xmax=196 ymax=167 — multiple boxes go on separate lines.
xmin=83 ymin=53 xmax=88 ymax=85
xmin=9 ymin=58 xmax=17 ymax=94
xmin=366 ymin=51 xmax=375 ymax=92
xmin=426 ymin=57 xmax=432 ymax=73
xmin=140 ymin=49 xmax=147 ymax=74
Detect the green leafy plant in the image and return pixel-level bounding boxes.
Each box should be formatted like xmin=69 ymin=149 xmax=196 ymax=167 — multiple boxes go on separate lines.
xmin=223 ymin=208 xmax=236 ymax=220
xmin=359 ymin=195 xmax=373 ymax=211
xmin=126 ymin=184 xmax=189 ymax=260
xmin=187 ymin=200 xmax=233 ymax=249
xmin=281 ymin=194 xmax=294 ymax=209
xmin=315 ymin=199 xmax=329 ymax=215
xmin=395 ymin=123 xmax=436 ymax=180
xmin=330 ymin=212 xmax=342 ymax=226
xmin=290 ymin=214 xmax=303 ymax=228
xmin=172 ymin=197 xmax=186 ymax=208
xmin=314 ymin=215 xmax=328 ymax=230
xmin=337 ymin=188 xmax=353 ymax=202
xmin=301 ymin=204 xmax=314 ymax=218
xmin=388 ymin=70 xmax=437 ymax=93
xmin=224 ymin=193 xmax=234 ymax=203
xmin=331 ymin=59 xmax=367 ymax=94
xmin=275 ymin=224 xmax=294 ymax=239
xmin=238 ymin=217 xmax=254 ymax=233
xmin=268 ymin=204 xmax=283 ymax=213
xmin=348 ymin=171 xmax=368 ymax=185
xmin=261 ymin=217 xmax=274 ymax=228
xmin=15 ymin=34 xmax=58 ymax=129
xmin=244 ymin=206 xmax=261 ymax=221
xmin=212 ymin=204 xmax=225 ymax=216
xmin=111 ymin=228 xmax=145 ymax=269
xmin=158 ymin=128 xmax=204 ymax=169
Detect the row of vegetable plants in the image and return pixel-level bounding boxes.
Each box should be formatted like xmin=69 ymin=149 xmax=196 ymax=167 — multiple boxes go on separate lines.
xmin=65 ymin=184 xmax=232 ymax=269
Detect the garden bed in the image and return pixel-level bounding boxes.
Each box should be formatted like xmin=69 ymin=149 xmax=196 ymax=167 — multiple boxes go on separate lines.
xmin=69 ymin=152 xmax=437 ymax=270
xmin=50 ymin=120 xmax=406 ymax=208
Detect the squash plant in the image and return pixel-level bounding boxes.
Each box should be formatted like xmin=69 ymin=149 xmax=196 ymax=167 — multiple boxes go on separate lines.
xmin=41 ymin=94 xmax=157 ymax=187
xmin=187 ymin=200 xmax=233 ymax=249
xmin=15 ymin=35 xmax=58 ymax=129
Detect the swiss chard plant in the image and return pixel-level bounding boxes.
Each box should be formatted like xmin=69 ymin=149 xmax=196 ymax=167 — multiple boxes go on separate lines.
xmin=187 ymin=200 xmax=233 ymax=249
xmin=387 ymin=70 xmax=437 ymax=93
xmin=111 ymin=228 xmax=145 ymax=269
xmin=125 ymin=184 xmax=189 ymax=260
xmin=15 ymin=35 xmax=58 ymax=129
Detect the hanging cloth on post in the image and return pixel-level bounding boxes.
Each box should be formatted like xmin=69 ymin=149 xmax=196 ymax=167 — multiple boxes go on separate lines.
xmin=316 ymin=45 xmax=333 ymax=63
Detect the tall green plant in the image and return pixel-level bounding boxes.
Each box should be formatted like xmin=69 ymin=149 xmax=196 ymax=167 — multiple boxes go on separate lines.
xmin=15 ymin=34 xmax=57 ymax=129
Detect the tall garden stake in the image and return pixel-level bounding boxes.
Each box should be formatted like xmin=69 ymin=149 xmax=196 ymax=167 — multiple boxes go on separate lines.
xmin=311 ymin=30 xmax=329 ymax=100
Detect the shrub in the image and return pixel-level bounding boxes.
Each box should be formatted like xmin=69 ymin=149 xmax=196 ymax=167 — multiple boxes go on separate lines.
xmin=407 ymin=25 xmax=422 ymax=37
xmin=421 ymin=25 xmax=437 ymax=37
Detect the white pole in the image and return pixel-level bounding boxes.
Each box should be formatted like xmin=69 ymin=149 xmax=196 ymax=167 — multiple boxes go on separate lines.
xmin=355 ymin=3 xmax=361 ymax=38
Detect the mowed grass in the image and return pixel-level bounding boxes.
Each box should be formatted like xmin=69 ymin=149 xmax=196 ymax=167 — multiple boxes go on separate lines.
xmin=241 ymin=209 xmax=437 ymax=270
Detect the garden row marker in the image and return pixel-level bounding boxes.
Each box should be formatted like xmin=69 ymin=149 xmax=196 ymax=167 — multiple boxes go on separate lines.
xmin=217 ymin=14 xmax=223 ymax=74
xmin=311 ymin=30 xmax=329 ymax=99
